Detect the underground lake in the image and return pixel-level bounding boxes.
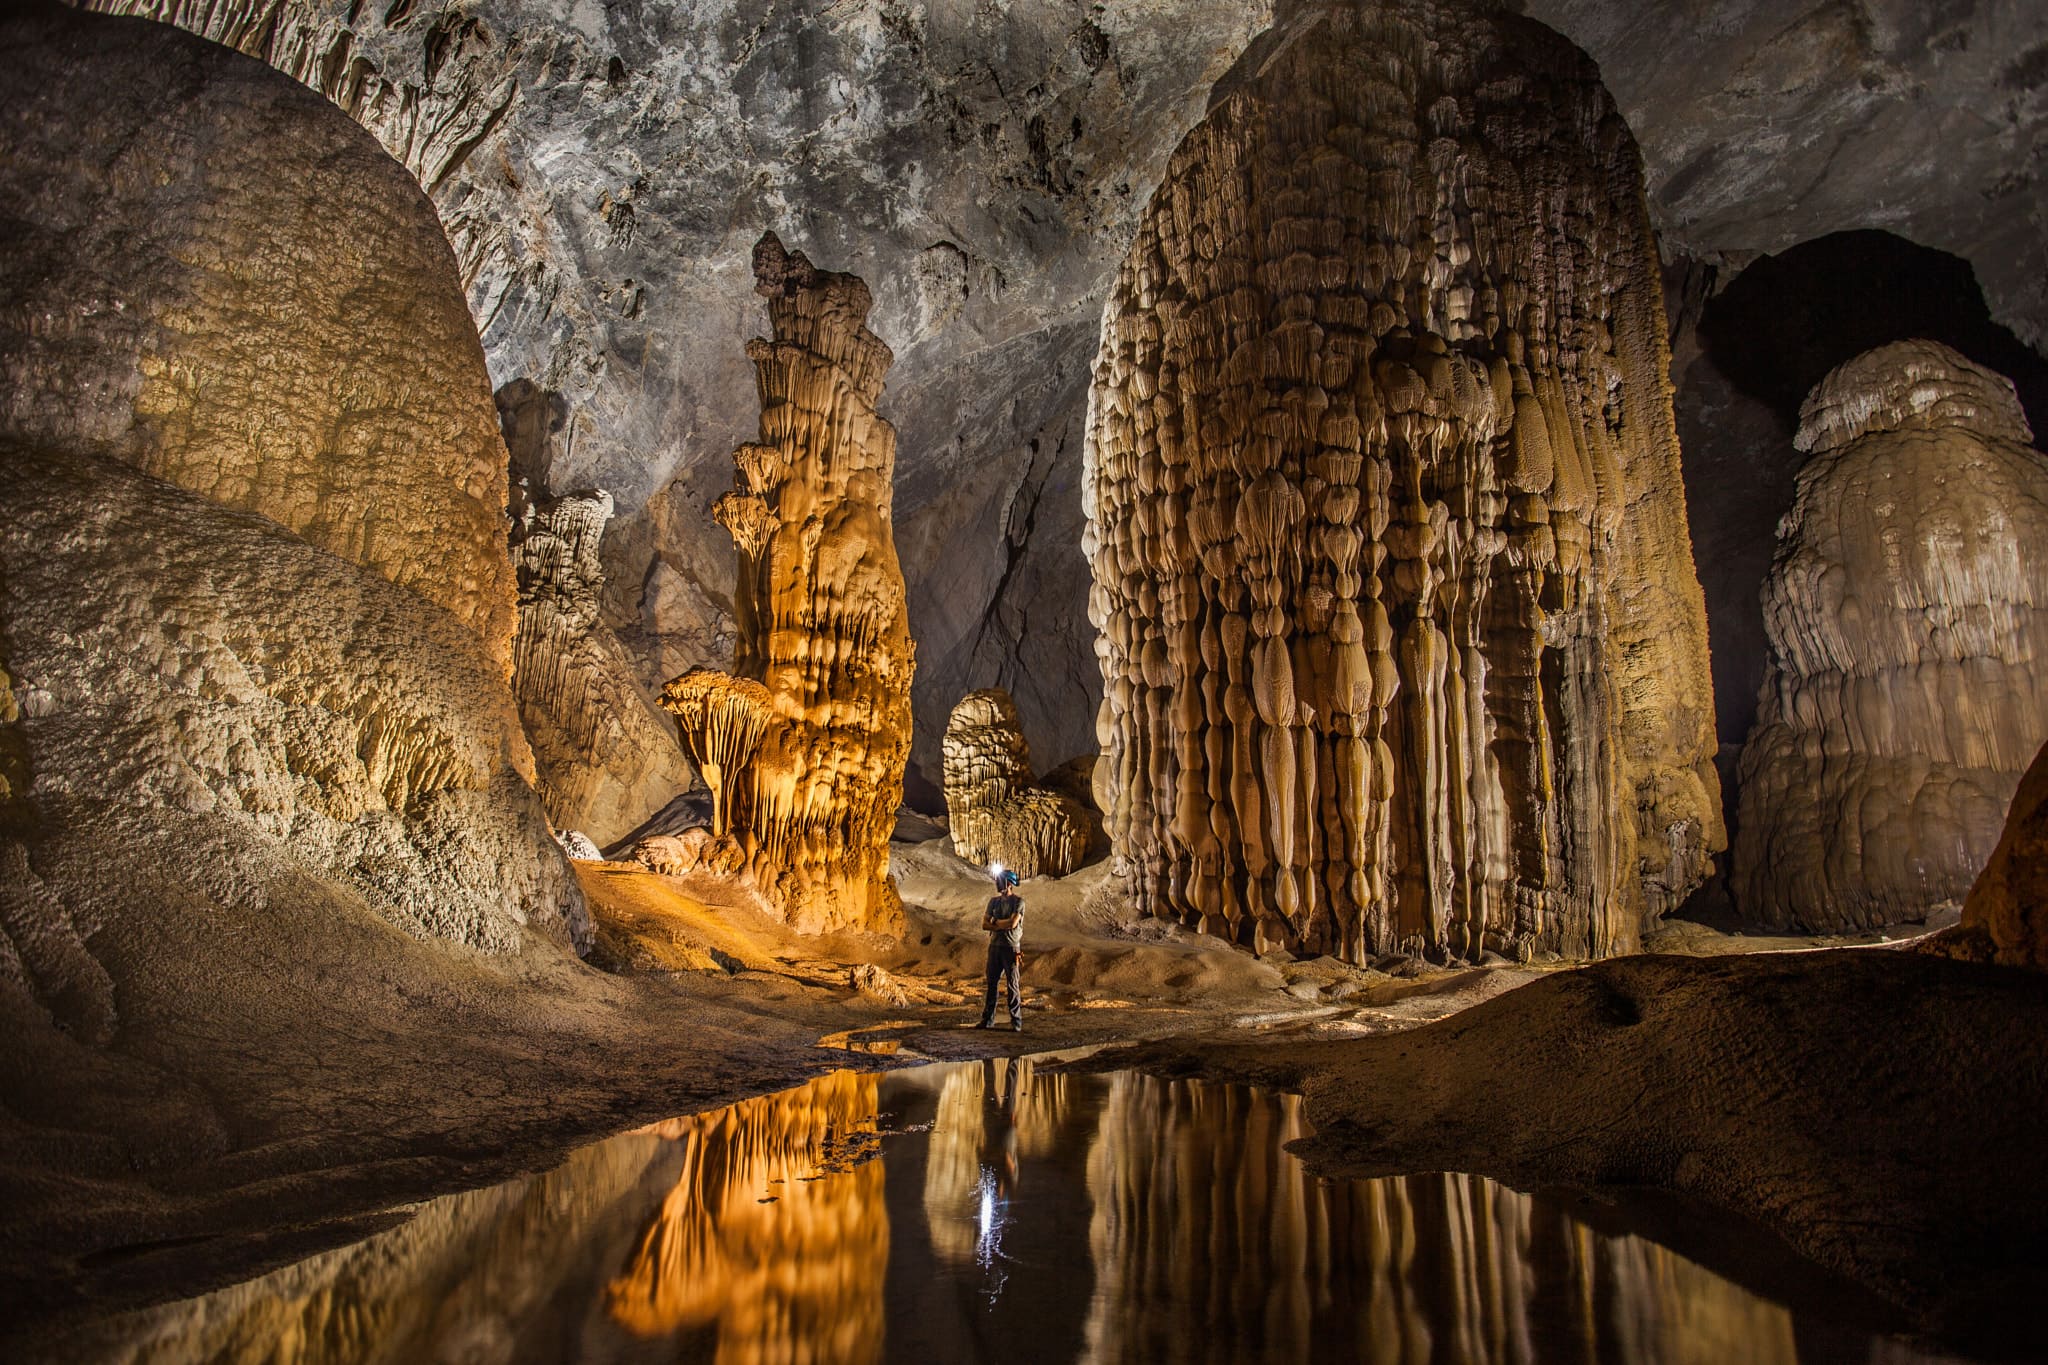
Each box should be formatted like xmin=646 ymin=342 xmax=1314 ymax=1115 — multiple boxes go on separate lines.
xmin=19 ymin=1057 xmax=1983 ymax=1365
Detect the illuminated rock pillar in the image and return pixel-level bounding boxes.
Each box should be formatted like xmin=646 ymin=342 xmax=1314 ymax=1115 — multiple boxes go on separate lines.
xmin=690 ymin=234 xmax=915 ymax=935
xmin=1082 ymin=0 xmax=1721 ymax=963
xmin=1733 ymin=341 xmax=2048 ymax=931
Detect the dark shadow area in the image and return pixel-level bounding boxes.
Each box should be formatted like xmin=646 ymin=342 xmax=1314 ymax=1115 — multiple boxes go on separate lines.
xmin=1699 ymin=230 xmax=2048 ymax=437
xmin=1676 ymin=231 xmax=2048 ymax=825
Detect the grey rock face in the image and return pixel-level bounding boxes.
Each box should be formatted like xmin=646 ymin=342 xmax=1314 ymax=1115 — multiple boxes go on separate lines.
xmin=82 ymin=0 xmax=2048 ymax=794
xmin=83 ymin=0 xmax=1272 ymax=786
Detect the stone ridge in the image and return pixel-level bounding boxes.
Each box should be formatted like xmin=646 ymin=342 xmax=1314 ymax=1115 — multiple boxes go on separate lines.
xmin=1795 ymin=338 xmax=2035 ymax=455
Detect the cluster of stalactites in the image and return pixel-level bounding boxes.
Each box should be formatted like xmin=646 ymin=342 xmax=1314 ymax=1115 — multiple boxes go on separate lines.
xmin=678 ymin=233 xmax=914 ymax=935
xmin=941 ymin=688 xmax=1093 ymax=878
xmin=1083 ymin=0 xmax=1721 ymax=965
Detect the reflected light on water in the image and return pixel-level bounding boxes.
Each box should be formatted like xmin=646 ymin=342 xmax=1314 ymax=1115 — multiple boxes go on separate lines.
xmin=40 ymin=1060 xmax=1984 ymax=1365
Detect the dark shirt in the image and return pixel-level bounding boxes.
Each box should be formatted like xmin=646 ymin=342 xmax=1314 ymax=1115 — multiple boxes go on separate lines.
xmin=985 ymin=894 xmax=1024 ymax=952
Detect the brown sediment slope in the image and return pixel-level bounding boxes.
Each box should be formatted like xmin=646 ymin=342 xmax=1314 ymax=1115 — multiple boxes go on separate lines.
xmin=1085 ymin=948 xmax=2048 ymax=1353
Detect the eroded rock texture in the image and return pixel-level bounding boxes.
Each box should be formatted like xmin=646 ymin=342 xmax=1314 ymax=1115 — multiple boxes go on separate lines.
xmin=1733 ymin=341 xmax=2048 ymax=931
xmin=941 ymin=689 xmax=1093 ymax=878
xmin=0 ymin=4 xmax=585 ymax=1027
xmin=1085 ymin=0 xmax=1721 ymax=963
xmin=663 ymin=237 xmax=914 ymax=935
xmin=1957 ymin=741 xmax=2048 ymax=972
xmin=509 ymin=487 xmax=694 ymax=846
xmin=3 ymin=3 xmax=515 ymax=662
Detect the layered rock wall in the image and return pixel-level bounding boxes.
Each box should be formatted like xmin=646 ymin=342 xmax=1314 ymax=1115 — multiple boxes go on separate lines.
xmin=666 ymin=236 xmax=915 ymax=935
xmin=1733 ymin=341 xmax=2048 ymax=930
xmin=509 ymin=487 xmax=695 ymax=846
xmin=1084 ymin=0 xmax=1721 ymax=963
xmin=941 ymin=688 xmax=1093 ymax=878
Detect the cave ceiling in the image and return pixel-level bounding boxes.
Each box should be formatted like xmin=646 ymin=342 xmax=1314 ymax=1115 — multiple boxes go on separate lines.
xmin=86 ymin=0 xmax=2048 ymax=782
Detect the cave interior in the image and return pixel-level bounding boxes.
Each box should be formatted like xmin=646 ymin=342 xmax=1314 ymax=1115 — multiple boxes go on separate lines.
xmin=2 ymin=0 xmax=2046 ymax=1361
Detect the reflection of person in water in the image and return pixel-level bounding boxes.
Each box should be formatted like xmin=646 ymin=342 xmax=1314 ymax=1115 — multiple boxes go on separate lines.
xmin=981 ymin=1057 xmax=1021 ymax=1195
xmin=974 ymin=1057 xmax=1023 ymax=1275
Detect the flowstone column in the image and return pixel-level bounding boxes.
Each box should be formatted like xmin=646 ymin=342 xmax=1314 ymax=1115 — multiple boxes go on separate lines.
xmin=666 ymin=234 xmax=914 ymax=935
xmin=1083 ymin=0 xmax=1721 ymax=964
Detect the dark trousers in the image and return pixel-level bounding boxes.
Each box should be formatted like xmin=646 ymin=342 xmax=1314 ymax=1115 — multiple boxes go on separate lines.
xmin=980 ymin=944 xmax=1021 ymax=1025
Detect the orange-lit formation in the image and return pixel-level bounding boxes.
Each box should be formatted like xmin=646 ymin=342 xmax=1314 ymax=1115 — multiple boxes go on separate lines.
xmin=941 ymin=688 xmax=1094 ymax=878
xmin=1084 ymin=0 xmax=1721 ymax=963
xmin=608 ymin=1072 xmax=888 ymax=1360
xmin=661 ymin=234 xmax=915 ymax=935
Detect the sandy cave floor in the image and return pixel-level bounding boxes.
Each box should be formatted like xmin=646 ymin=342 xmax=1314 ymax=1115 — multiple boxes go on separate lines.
xmin=1 ymin=832 xmax=2036 ymax=1359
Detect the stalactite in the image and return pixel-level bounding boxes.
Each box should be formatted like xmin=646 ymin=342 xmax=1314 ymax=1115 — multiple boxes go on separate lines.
xmin=1733 ymin=341 xmax=2048 ymax=931
xmin=941 ymin=688 xmax=1094 ymax=877
xmin=1082 ymin=0 xmax=1721 ymax=964
xmin=662 ymin=233 xmax=915 ymax=935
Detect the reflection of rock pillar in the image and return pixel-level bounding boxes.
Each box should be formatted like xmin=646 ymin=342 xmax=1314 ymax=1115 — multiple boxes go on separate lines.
xmin=706 ymin=234 xmax=915 ymax=934
xmin=608 ymin=1072 xmax=888 ymax=1360
xmin=1082 ymin=0 xmax=1721 ymax=964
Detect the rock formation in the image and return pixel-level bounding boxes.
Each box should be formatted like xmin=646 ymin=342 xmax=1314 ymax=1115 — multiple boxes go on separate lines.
xmin=1083 ymin=0 xmax=1721 ymax=963
xmin=0 ymin=0 xmax=586 ymax=1028
xmin=659 ymin=235 xmax=915 ymax=936
xmin=87 ymin=3 xmax=2048 ymax=808
xmin=1954 ymin=741 xmax=2048 ymax=972
xmin=509 ymin=486 xmax=695 ymax=846
xmin=1733 ymin=341 xmax=2048 ymax=931
xmin=941 ymin=689 xmax=1094 ymax=878
xmin=3 ymin=3 xmax=515 ymax=665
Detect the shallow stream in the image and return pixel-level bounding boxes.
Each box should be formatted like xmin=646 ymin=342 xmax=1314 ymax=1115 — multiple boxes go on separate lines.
xmin=48 ymin=1057 xmax=1973 ymax=1364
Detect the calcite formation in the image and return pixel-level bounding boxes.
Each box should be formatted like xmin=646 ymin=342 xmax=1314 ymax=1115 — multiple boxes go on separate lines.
xmin=0 ymin=5 xmax=585 ymax=1003
xmin=1733 ymin=341 xmax=2048 ymax=930
xmin=941 ymin=688 xmax=1094 ymax=878
xmin=509 ymin=487 xmax=695 ymax=845
xmin=0 ymin=3 xmax=515 ymax=664
xmin=659 ymin=235 xmax=915 ymax=935
xmin=1083 ymin=0 xmax=1721 ymax=963
xmin=1956 ymin=741 xmax=2048 ymax=972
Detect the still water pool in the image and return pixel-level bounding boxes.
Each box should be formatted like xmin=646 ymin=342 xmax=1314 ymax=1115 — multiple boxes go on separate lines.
xmin=48 ymin=1057 xmax=1971 ymax=1364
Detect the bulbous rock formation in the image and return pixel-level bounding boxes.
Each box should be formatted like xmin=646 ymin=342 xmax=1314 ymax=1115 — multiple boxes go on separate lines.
xmin=0 ymin=3 xmax=516 ymax=665
xmin=0 ymin=3 xmax=586 ymax=1015
xmin=665 ymin=235 xmax=915 ymax=935
xmin=509 ymin=487 xmax=695 ymax=846
xmin=1734 ymin=341 xmax=2048 ymax=931
xmin=1083 ymin=0 xmax=1721 ymax=963
xmin=941 ymin=689 xmax=1094 ymax=878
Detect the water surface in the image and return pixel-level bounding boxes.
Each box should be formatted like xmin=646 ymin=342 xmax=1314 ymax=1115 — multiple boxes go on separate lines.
xmin=49 ymin=1057 xmax=1973 ymax=1364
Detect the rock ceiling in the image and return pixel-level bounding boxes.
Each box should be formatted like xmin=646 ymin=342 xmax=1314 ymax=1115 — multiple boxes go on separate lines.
xmin=87 ymin=0 xmax=2048 ymax=784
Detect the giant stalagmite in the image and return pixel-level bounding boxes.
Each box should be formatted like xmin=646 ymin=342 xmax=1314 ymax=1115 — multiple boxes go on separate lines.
xmin=1083 ymin=0 xmax=1721 ymax=963
xmin=1733 ymin=340 xmax=2048 ymax=931
xmin=664 ymin=235 xmax=915 ymax=935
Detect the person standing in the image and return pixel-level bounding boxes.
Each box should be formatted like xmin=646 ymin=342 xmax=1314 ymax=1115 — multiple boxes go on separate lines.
xmin=976 ymin=867 xmax=1025 ymax=1031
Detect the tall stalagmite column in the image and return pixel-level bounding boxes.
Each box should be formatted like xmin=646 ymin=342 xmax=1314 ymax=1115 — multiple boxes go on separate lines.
xmin=1083 ymin=0 xmax=1721 ymax=963
xmin=699 ymin=234 xmax=914 ymax=935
